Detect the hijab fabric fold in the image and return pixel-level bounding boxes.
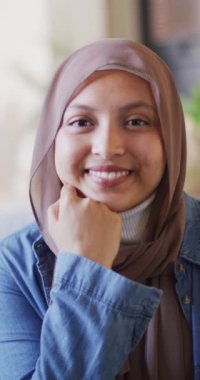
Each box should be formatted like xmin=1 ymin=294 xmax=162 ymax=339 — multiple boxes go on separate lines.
xmin=29 ymin=39 xmax=189 ymax=379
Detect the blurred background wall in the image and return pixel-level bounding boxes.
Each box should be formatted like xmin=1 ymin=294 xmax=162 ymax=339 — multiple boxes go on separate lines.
xmin=1 ymin=0 xmax=200 ymax=236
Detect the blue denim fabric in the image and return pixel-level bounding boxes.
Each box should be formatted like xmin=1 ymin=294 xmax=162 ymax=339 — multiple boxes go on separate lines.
xmin=0 ymin=224 xmax=161 ymax=380
xmin=175 ymin=193 xmax=200 ymax=380
xmin=0 ymin=193 xmax=200 ymax=380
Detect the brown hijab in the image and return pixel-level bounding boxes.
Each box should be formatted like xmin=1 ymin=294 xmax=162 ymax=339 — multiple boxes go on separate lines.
xmin=30 ymin=39 xmax=190 ymax=378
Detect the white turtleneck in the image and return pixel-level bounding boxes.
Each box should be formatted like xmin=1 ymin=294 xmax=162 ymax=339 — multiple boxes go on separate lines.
xmin=119 ymin=193 xmax=155 ymax=243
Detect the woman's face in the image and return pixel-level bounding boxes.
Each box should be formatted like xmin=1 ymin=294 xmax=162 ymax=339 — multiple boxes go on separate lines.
xmin=55 ymin=70 xmax=166 ymax=212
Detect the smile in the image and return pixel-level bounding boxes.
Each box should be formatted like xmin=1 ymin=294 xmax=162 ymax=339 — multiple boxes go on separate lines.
xmin=84 ymin=167 xmax=134 ymax=187
xmin=88 ymin=170 xmax=131 ymax=179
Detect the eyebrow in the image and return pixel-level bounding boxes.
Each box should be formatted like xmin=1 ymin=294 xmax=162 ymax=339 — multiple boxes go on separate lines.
xmin=118 ymin=101 xmax=157 ymax=113
xmin=67 ymin=101 xmax=157 ymax=114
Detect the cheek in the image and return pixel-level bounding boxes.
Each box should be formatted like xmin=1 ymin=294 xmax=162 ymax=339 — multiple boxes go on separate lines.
xmin=146 ymin=141 xmax=165 ymax=177
xmin=55 ymin=134 xmax=86 ymax=182
xmin=55 ymin=135 xmax=73 ymax=180
xmin=139 ymin=135 xmax=165 ymax=176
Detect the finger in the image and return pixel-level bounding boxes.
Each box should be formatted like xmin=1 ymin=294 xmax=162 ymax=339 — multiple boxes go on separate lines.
xmin=60 ymin=183 xmax=77 ymax=201
xmin=59 ymin=184 xmax=80 ymax=220
xmin=48 ymin=201 xmax=59 ymax=220
xmin=47 ymin=201 xmax=59 ymax=234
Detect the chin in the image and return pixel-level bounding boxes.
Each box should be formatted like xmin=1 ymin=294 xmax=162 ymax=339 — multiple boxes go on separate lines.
xmin=109 ymin=204 xmax=135 ymax=213
xmin=80 ymin=189 xmax=138 ymax=212
xmin=101 ymin=197 xmax=145 ymax=212
xmin=96 ymin=199 xmax=134 ymax=213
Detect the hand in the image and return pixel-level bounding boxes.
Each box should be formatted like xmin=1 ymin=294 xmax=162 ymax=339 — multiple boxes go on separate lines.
xmin=48 ymin=185 xmax=122 ymax=268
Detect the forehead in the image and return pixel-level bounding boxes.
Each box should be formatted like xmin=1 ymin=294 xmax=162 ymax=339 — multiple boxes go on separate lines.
xmin=67 ymin=69 xmax=156 ymax=109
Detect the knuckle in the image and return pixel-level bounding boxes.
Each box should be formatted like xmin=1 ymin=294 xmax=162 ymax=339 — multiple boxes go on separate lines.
xmin=47 ymin=205 xmax=53 ymax=218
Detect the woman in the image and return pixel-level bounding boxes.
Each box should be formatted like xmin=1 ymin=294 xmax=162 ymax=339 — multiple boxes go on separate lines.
xmin=0 ymin=39 xmax=199 ymax=380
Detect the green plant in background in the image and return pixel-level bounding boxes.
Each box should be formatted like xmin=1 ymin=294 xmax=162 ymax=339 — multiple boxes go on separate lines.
xmin=182 ymin=84 xmax=200 ymax=128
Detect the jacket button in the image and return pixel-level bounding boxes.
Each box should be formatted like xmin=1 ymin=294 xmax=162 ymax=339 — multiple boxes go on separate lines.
xmin=183 ymin=295 xmax=191 ymax=305
xmin=177 ymin=263 xmax=184 ymax=272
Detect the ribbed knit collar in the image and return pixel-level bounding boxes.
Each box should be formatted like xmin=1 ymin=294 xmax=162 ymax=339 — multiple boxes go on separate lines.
xmin=120 ymin=193 xmax=155 ymax=243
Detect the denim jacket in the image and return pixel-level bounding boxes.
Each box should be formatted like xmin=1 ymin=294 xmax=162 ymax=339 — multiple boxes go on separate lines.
xmin=0 ymin=193 xmax=199 ymax=380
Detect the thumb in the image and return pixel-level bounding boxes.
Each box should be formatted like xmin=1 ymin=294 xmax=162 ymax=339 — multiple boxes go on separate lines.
xmin=47 ymin=199 xmax=60 ymax=236
xmin=60 ymin=183 xmax=78 ymax=201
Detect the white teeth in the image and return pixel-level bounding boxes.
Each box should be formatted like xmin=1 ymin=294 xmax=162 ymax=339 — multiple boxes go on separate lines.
xmin=88 ymin=170 xmax=130 ymax=179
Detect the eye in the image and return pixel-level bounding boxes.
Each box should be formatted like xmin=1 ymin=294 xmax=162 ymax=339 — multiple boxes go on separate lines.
xmin=126 ymin=118 xmax=150 ymax=128
xmin=68 ymin=118 xmax=93 ymax=128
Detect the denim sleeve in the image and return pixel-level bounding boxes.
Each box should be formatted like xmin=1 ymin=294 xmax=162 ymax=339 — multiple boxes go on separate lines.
xmin=0 ymin=251 xmax=161 ymax=380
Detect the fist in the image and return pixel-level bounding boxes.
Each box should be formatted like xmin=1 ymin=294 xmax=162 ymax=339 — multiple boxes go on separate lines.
xmin=48 ymin=185 xmax=122 ymax=268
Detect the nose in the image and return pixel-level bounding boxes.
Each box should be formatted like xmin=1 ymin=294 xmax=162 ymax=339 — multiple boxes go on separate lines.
xmin=91 ymin=124 xmax=125 ymax=159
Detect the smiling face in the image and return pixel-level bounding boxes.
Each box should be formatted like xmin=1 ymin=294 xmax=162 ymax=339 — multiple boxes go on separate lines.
xmin=55 ymin=70 xmax=166 ymax=212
